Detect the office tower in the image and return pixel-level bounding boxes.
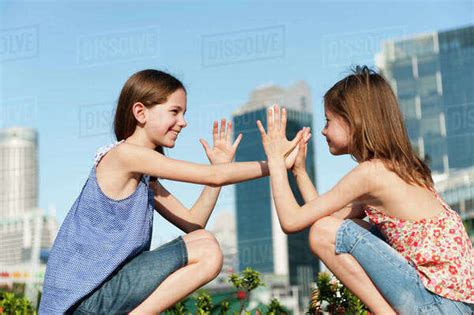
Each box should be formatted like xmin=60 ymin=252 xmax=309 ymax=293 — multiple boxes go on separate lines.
xmin=0 ymin=127 xmax=38 ymax=219
xmin=377 ymin=25 xmax=474 ymax=238
xmin=0 ymin=127 xmax=57 ymax=306
xmin=232 ymin=81 xmax=319 ymax=307
xmin=0 ymin=127 xmax=39 ymax=266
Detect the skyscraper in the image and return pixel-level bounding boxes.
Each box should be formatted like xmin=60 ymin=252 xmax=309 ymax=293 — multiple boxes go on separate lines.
xmin=0 ymin=127 xmax=39 ymax=266
xmin=0 ymin=127 xmax=58 ymax=305
xmin=232 ymin=81 xmax=319 ymax=306
xmin=377 ymin=25 xmax=474 ymax=238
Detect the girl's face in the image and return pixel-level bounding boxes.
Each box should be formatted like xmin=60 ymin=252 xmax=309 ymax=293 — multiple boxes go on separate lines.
xmin=321 ymin=107 xmax=351 ymax=155
xmin=145 ymin=88 xmax=187 ymax=148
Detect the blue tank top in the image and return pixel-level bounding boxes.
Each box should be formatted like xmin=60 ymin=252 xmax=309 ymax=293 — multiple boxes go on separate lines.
xmin=39 ymin=141 xmax=155 ymax=314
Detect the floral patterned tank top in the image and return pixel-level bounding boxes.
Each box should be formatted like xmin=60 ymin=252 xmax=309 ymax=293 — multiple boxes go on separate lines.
xmin=364 ymin=187 xmax=473 ymax=304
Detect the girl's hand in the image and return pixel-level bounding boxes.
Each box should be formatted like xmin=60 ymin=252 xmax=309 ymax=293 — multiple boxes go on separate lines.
xmin=257 ymin=105 xmax=303 ymax=165
xmin=200 ymin=119 xmax=243 ymax=164
xmin=292 ymin=127 xmax=312 ymax=174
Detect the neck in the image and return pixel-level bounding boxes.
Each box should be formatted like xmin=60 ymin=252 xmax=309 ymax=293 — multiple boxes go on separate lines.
xmin=124 ymin=129 xmax=157 ymax=150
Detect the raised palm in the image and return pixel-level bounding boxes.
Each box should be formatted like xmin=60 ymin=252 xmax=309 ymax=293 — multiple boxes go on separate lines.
xmin=200 ymin=119 xmax=243 ymax=164
xmin=257 ymin=105 xmax=303 ymax=168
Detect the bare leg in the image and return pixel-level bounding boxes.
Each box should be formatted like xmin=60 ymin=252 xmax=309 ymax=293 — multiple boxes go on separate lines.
xmin=129 ymin=230 xmax=223 ymax=315
xmin=309 ymin=216 xmax=396 ymax=315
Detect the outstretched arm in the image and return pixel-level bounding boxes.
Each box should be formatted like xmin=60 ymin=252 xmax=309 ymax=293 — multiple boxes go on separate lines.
xmin=118 ymin=122 xmax=302 ymax=187
xmin=258 ymin=105 xmax=373 ymax=233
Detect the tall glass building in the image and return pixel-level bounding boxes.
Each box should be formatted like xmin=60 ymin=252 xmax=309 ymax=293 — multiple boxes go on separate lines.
xmin=0 ymin=127 xmax=58 ymax=305
xmin=232 ymin=81 xmax=319 ymax=306
xmin=377 ymin=25 xmax=474 ymax=239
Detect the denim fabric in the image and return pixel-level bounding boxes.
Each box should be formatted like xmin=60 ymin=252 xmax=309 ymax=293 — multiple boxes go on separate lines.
xmin=335 ymin=219 xmax=473 ymax=315
xmin=71 ymin=236 xmax=188 ymax=315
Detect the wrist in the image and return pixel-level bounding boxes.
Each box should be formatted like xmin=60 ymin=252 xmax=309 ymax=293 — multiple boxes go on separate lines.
xmin=268 ymin=158 xmax=285 ymax=169
xmin=292 ymin=167 xmax=307 ymax=177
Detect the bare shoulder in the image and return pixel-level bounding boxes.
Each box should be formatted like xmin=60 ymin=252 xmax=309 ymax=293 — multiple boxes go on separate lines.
xmin=354 ymin=159 xmax=393 ymax=201
xmin=114 ymin=142 xmax=160 ymax=170
xmin=352 ymin=160 xmax=384 ymax=183
xmin=360 ymin=159 xmax=393 ymax=179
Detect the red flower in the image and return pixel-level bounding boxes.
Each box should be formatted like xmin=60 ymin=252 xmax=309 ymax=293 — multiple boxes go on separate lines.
xmin=236 ymin=290 xmax=246 ymax=300
xmin=448 ymin=266 xmax=458 ymax=275
xmin=454 ymin=237 xmax=463 ymax=245
xmin=433 ymin=230 xmax=441 ymax=238
xmin=449 ymin=229 xmax=455 ymax=234
xmin=433 ymin=255 xmax=441 ymax=262
xmin=467 ymin=279 xmax=472 ymax=289
xmin=434 ymin=285 xmax=443 ymax=294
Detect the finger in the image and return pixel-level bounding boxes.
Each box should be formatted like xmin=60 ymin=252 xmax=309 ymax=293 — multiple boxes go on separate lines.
xmin=212 ymin=121 xmax=218 ymax=145
xmin=267 ymin=107 xmax=274 ymax=131
xmin=273 ymin=104 xmax=280 ymax=132
xmin=298 ymin=141 xmax=305 ymax=153
xmin=226 ymin=121 xmax=232 ymax=142
xmin=289 ymin=130 xmax=303 ymax=149
xmin=220 ymin=118 xmax=226 ymax=140
xmin=281 ymin=107 xmax=287 ymax=135
xmin=303 ymin=128 xmax=312 ymax=142
xmin=199 ymin=139 xmax=211 ymax=154
xmin=256 ymin=120 xmax=266 ymax=138
xmin=287 ymin=145 xmax=299 ymax=164
xmin=232 ymin=133 xmax=243 ymax=149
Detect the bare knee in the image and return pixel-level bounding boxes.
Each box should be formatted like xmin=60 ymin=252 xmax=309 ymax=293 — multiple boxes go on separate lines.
xmin=184 ymin=230 xmax=223 ymax=278
xmin=309 ymin=216 xmax=342 ymax=254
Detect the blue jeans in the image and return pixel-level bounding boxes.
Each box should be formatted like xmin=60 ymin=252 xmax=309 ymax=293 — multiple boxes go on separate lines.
xmin=70 ymin=236 xmax=188 ymax=314
xmin=335 ymin=219 xmax=473 ymax=315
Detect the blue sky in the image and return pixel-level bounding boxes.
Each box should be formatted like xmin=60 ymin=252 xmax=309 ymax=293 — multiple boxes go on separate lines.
xmin=1 ymin=0 xmax=472 ymax=246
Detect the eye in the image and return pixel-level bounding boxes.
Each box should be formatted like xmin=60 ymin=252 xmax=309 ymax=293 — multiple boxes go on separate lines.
xmin=171 ymin=109 xmax=179 ymax=114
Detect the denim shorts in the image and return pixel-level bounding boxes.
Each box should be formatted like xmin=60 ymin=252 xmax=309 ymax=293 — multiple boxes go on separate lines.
xmin=335 ymin=219 xmax=473 ymax=315
xmin=70 ymin=236 xmax=188 ymax=314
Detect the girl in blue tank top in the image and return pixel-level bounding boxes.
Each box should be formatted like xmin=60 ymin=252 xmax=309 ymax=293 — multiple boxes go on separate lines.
xmin=39 ymin=69 xmax=306 ymax=314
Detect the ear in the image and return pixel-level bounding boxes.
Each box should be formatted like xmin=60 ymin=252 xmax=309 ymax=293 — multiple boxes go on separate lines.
xmin=132 ymin=102 xmax=146 ymax=124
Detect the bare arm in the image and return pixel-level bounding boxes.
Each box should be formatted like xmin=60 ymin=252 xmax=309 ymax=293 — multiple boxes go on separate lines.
xmin=292 ymin=169 xmax=318 ymax=202
xmin=151 ymin=180 xmax=221 ymax=232
xmin=269 ymin=160 xmax=373 ymax=233
xmin=118 ymin=143 xmax=269 ymax=187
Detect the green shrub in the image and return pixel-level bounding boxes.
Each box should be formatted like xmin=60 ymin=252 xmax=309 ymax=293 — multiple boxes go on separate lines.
xmin=307 ymin=272 xmax=369 ymax=315
xmin=0 ymin=291 xmax=36 ymax=315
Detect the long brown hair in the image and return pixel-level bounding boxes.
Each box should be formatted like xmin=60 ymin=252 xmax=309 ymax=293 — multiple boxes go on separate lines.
xmin=324 ymin=66 xmax=434 ymax=189
xmin=114 ymin=69 xmax=186 ymax=155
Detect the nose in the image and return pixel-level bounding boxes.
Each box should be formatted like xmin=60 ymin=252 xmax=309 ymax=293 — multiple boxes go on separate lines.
xmin=321 ymin=126 xmax=327 ymax=137
xmin=178 ymin=116 xmax=187 ymax=128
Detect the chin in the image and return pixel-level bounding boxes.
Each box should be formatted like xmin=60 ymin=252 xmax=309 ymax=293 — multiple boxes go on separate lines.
xmin=166 ymin=140 xmax=177 ymax=148
xmin=329 ymin=147 xmax=345 ymax=156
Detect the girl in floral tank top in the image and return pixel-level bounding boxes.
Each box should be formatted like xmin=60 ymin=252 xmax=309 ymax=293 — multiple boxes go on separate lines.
xmin=365 ymin=186 xmax=473 ymax=303
xmin=255 ymin=66 xmax=473 ymax=314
